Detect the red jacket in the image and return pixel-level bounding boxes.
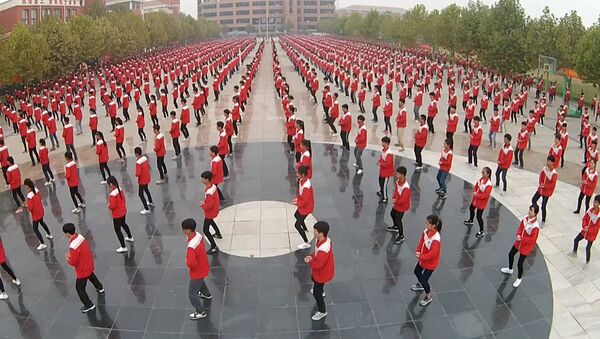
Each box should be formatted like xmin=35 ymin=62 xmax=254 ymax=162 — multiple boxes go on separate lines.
xmin=62 ymin=124 xmax=74 ymax=145
xmin=0 ymin=239 xmax=7 ymax=264
xmin=26 ymin=129 xmax=36 ymax=149
xmin=513 ymin=215 xmax=539 ymax=256
xmin=471 ymin=178 xmax=492 ymax=209
xmin=298 ymin=151 xmax=313 ymax=179
xmin=438 ymin=149 xmax=453 ymax=172
xmin=392 ymin=179 xmax=410 ymax=212
xmin=108 ymin=187 xmax=127 ymax=218
xmin=26 ymin=189 xmax=44 ymax=221
xmin=581 ymin=208 xmax=600 ymax=241
xmin=211 ymin=156 xmax=224 ymax=184
xmin=115 ymin=125 xmax=125 ymax=143
xmin=548 ymin=145 xmax=563 ymax=170
xmin=180 ymin=106 xmax=190 ymax=124
xmin=7 ymin=164 xmax=21 ymax=189
xmin=581 ymin=168 xmax=598 ymax=197
xmin=89 ymin=114 xmax=98 ymax=131
xmin=39 ymin=146 xmax=49 ymax=165
xmin=470 ymin=125 xmax=483 ymax=147
xmin=0 ymin=146 xmax=9 ymax=167
xmin=516 ymin=129 xmax=528 ymax=150
xmin=355 ymin=126 xmax=367 ymax=149
xmin=297 ymin=178 xmax=314 ymax=216
xmin=497 ymin=145 xmax=514 ymax=169
xmin=136 ymin=112 xmax=145 ymax=129
xmin=414 ymin=124 xmax=428 ymax=148
xmin=170 ymin=119 xmax=181 ymax=138
xmin=218 ymin=131 xmax=229 ymax=155
xmin=427 ymin=100 xmax=438 ymax=117
xmin=154 ymin=133 xmax=166 ymax=157
xmin=338 ymin=112 xmax=352 ymax=132
xmin=383 ymin=100 xmax=393 ymax=118
xmin=65 ymin=161 xmax=79 ymax=187
xmin=47 ymin=117 xmax=57 ymax=134
xmin=186 ymin=232 xmax=210 ymax=279
xmin=378 ymin=147 xmax=394 ymax=178
xmin=396 ymin=107 xmax=407 ymax=128
xmin=537 ymin=166 xmax=558 ymax=197
xmin=490 ymin=115 xmax=500 ymax=133
xmin=135 ymin=156 xmax=151 ymax=185
xmin=309 ymin=237 xmax=335 ymax=284
xmin=417 ymin=229 xmax=441 ymax=270
xmin=201 ymin=184 xmax=220 ymax=219
xmin=96 ymin=140 xmax=109 ymax=163
xmin=67 ymin=234 xmax=95 ymax=279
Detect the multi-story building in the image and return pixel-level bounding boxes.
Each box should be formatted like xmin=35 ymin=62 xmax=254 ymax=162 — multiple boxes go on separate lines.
xmin=336 ymin=4 xmax=406 ymax=18
xmin=0 ymin=0 xmax=103 ymax=33
xmin=106 ymin=0 xmax=179 ymax=16
xmin=198 ymin=0 xmax=335 ymax=33
xmin=105 ymin=0 xmax=144 ymax=15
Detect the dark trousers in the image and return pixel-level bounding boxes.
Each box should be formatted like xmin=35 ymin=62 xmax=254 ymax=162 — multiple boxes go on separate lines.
xmin=139 ymin=184 xmax=153 ymax=210
xmin=91 ymin=129 xmax=97 ymax=146
xmin=326 ymin=117 xmax=337 ymax=134
xmin=42 ymin=164 xmax=54 ymax=182
xmin=12 ymin=188 xmax=25 ymax=207
xmin=113 ymin=216 xmax=132 ymax=247
xmin=446 ymin=131 xmax=454 ymax=144
xmin=426 ymin=116 xmax=434 ymax=133
xmin=468 ymin=145 xmax=478 ymax=166
xmin=29 ymin=147 xmax=40 ymax=165
xmin=116 ymin=143 xmax=126 ymax=159
xmin=227 ymin=136 xmax=233 ymax=155
xmin=531 ymin=192 xmax=549 ymax=222
xmin=151 ymin=115 xmax=159 ymax=127
xmin=189 ymin=278 xmax=210 ymax=313
xmin=294 ymin=210 xmax=309 ymax=243
xmin=495 ymin=167 xmax=507 ymax=191
xmin=354 ymin=147 xmax=363 ymax=170
xmin=220 ymin=154 xmax=229 ymax=177
xmin=138 ymin=128 xmax=146 ymax=141
xmin=414 ymin=146 xmax=423 ymax=166
xmin=203 ymin=218 xmax=221 ymax=248
xmin=215 ymin=184 xmax=225 ymax=201
xmin=372 ymin=107 xmax=378 ymax=121
xmin=66 ymin=143 xmax=78 ymax=161
xmin=173 ymin=138 xmax=181 ymax=156
xmin=32 ymin=218 xmax=51 ymax=243
xmin=0 ymin=263 xmax=17 ymax=292
xmin=576 ymin=192 xmax=592 ymax=213
xmin=385 ymin=117 xmax=393 ymax=133
xmin=340 ymin=131 xmax=349 ymax=150
xmin=573 ymin=232 xmax=594 ymax=262
xmin=390 ymin=209 xmax=404 ymax=236
xmin=464 ymin=118 xmax=472 ymax=133
xmin=181 ymin=123 xmax=189 ymax=139
xmin=507 ymin=246 xmax=527 ymax=278
xmin=514 ymin=148 xmax=524 ymax=167
xmin=69 ymin=186 xmax=84 ymax=208
xmin=378 ymin=176 xmax=390 ymax=200
xmin=99 ymin=162 xmax=111 ymax=181
xmin=75 ymin=273 xmax=103 ymax=308
xmin=414 ymin=263 xmax=434 ymax=294
xmin=469 ymin=204 xmax=485 ymax=232
xmin=157 ymin=156 xmax=167 ymax=179
xmin=436 ymin=170 xmax=448 ymax=192
xmin=312 ymin=278 xmax=326 ymax=313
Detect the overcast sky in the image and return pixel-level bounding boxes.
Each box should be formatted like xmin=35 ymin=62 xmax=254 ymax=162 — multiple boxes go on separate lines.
xmin=181 ymin=1 xmax=599 ymax=27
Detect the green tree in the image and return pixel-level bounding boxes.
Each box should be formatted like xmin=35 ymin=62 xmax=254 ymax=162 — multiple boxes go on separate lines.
xmin=433 ymin=4 xmax=462 ymax=54
xmin=2 ymin=24 xmax=50 ymax=84
xmin=525 ymin=6 xmax=558 ymax=67
xmin=33 ymin=17 xmax=80 ymax=78
xmin=343 ymin=13 xmax=363 ymax=37
xmin=458 ymin=0 xmax=489 ymax=55
xmin=396 ymin=4 xmax=429 ymax=47
xmin=575 ymin=25 xmax=600 ymax=93
xmin=67 ymin=15 xmax=104 ymax=63
xmin=361 ymin=10 xmax=381 ymax=38
xmin=556 ymin=11 xmax=586 ymax=69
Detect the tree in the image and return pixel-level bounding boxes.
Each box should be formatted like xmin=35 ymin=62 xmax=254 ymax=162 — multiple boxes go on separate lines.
xmin=433 ymin=4 xmax=462 ymax=54
xmin=2 ymin=24 xmax=50 ymax=84
xmin=361 ymin=10 xmax=381 ymax=39
xmin=458 ymin=0 xmax=489 ymax=55
xmin=33 ymin=17 xmax=80 ymax=78
xmin=68 ymin=15 xmax=105 ymax=63
xmin=525 ymin=6 xmax=558 ymax=67
xmin=556 ymin=11 xmax=586 ymax=69
xmin=576 ymin=25 xmax=600 ymax=91
xmin=343 ymin=13 xmax=363 ymax=37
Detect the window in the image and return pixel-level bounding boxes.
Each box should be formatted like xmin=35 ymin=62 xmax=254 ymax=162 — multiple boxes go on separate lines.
xmin=42 ymin=8 xmax=51 ymax=18
xmin=31 ymin=9 xmax=37 ymax=24
xmin=220 ymin=19 xmax=233 ymax=25
xmin=304 ymin=8 xmax=317 ymax=14
xmin=304 ymin=0 xmax=317 ymax=6
xmin=203 ymin=4 xmax=216 ymax=9
xmin=320 ymin=8 xmax=334 ymax=14
xmin=236 ymin=18 xmax=250 ymax=24
xmin=54 ymin=8 xmax=61 ymax=17
xmin=252 ymin=9 xmax=266 ymax=14
xmin=22 ymin=9 xmax=29 ymax=25
xmin=236 ymin=10 xmax=249 ymax=15
xmin=235 ymin=1 xmax=249 ymax=7
xmin=252 ymin=18 xmax=260 ymax=24
xmin=252 ymin=1 xmax=266 ymax=6
xmin=269 ymin=1 xmax=282 ymax=6
xmin=219 ymin=2 xmax=232 ymax=8
xmin=319 ymin=0 xmax=334 ymax=5
xmin=269 ymin=9 xmax=282 ymax=14
xmin=221 ymin=11 xmax=233 ymax=16
xmin=203 ymin=12 xmax=217 ymax=17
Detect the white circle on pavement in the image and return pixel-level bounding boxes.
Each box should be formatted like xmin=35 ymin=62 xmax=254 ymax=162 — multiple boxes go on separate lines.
xmin=213 ymin=200 xmax=316 ymax=258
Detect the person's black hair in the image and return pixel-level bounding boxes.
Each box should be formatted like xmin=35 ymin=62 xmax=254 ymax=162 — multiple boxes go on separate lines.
xmin=529 ymin=204 xmax=540 ymax=215
xmin=62 ymin=223 xmax=76 ymax=235
xmin=474 ymin=116 xmax=481 ymax=122
xmin=313 ymin=221 xmax=330 ymax=237
xmin=216 ymin=121 xmax=224 ymax=128
xmin=39 ymin=138 xmax=46 ymax=146
xmin=170 ymin=111 xmax=176 ymax=117
xmin=23 ymin=178 xmax=35 ymax=192
xmin=96 ymin=131 xmax=106 ymax=144
xmin=445 ymin=138 xmax=453 ymax=149
xmin=201 ymin=170 xmax=213 ymax=181
xmin=64 ymin=116 xmax=70 ymax=123
xmin=419 ymin=114 xmax=426 ymax=121
xmin=426 ymin=214 xmax=442 ymax=232
xmin=297 ymin=165 xmax=308 ymax=176
xmin=595 ymin=195 xmax=600 ymax=204
xmin=181 ymin=218 xmax=196 ymax=231
xmin=504 ymin=133 xmax=512 ymax=141
xmin=296 ymin=119 xmax=304 ymax=131
xmin=153 ymin=124 xmax=160 ymax=132
xmin=483 ymin=166 xmax=492 ymax=177
xmin=65 ymin=151 xmax=73 ymax=161
xmin=381 ymin=136 xmax=390 ymax=144
xmin=107 ymin=176 xmax=123 ymax=199
xmin=7 ymin=156 xmax=14 ymax=165
xmin=134 ymin=147 xmax=142 ymax=156
xmin=396 ymin=166 xmax=407 ymax=176
xmin=210 ymin=145 xmax=219 ymax=154
xmin=342 ymin=104 xmax=348 ymax=110
xmin=547 ymin=155 xmax=555 ymax=163
xmin=301 ymin=139 xmax=311 ymax=153
xmin=357 ymin=115 xmax=365 ymax=122
xmin=224 ymin=109 xmax=230 ymax=115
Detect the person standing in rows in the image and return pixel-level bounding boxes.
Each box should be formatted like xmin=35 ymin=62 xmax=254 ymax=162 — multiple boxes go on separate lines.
xmin=26 ymin=122 xmax=40 ymax=166
xmin=62 ymin=223 xmax=104 ymax=312
xmin=88 ymin=109 xmax=98 ymax=147
xmin=153 ymin=125 xmax=168 ymax=184
xmin=436 ymin=139 xmax=453 ymax=199
xmin=411 ymin=214 xmax=442 ymax=306
xmin=0 ymin=139 xmax=10 ymax=187
xmin=371 ymin=86 xmax=381 ymax=122
xmin=489 ymin=109 xmax=501 ymax=148
xmin=136 ymin=107 xmax=146 ymax=142
xmin=135 ymin=147 xmax=153 ymax=215
xmin=180 ymin=98 xmax=190 ymax=140
xmin=377 ymin=136 xmax=394 ymax=203
xmin=501 ymin=204 xmax=540 ymax=288
xmin=353 ymin=115 xmax=366 ymax=175
xmin=396 ymin=99 xmax=407 ymax=151
xmin=95 ymin=132 xmax=111 ymax=184
xmin=6 ymin=157 xmax=26 ymax=213
xmin=531 ymin=156 xmax=558 ymax=225
xmin=114 ymin=118 xmax=126 ymax=162
xmin=24 ymin=178 xmax=52 ymax=250
xmin=0 ymin=236 xmax=21 ymax=300
xmin=304 ymin=221 xmax=334 ymax=321
xmin=200 ymin=171 xmax=222 ymax=255
xmin=209 ymin=146 xmax=226 ymax=202
xmin=569 ymin=195 xmax=600 ymax=264
xmin=468 ymin=116 xmax=482 ymax=167
xmin=464 ymin=167 xmax=493 ymax=238
xmin=294 ymin=165 xmax=314 ymax=250
xmin=383 ymin=92 xmax=393 ymax=135
xmin=169 ymin=111 xmax=182 ymax=160
xmin=181 ymin=218 xmax=212 ymax=320
xmin=513 ymin=121 xmax=528 ymax=169
xmin=338 ymin=104 xmax=351 ymax=151
xmin=216 ymin=121 xmax=230 ymax=178
xmin=388 ymin=166 xmax=410 ymax=244
xmin=62 ymin=117 xmax=78 ymax=161
xmin=64 ymin=151 xmax=85 ymax=214
xmin=297 ymin=140 xmax=313 ymax=179
xmin=413 ymin=115 xmax=428 ymax=170
xmin=38 ymin=138 xmax=54 ymax=185
xmin=574 ymin=159 xmax=598 ymax=214
xmin=107 ymin=176 xmax=134 ymax=253
xmin=495 ymin=134 xmax=513 ymax=192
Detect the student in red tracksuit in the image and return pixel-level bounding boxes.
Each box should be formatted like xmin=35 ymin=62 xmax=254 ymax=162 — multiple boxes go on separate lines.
xmin=134 ymin=147 xmax=153 ymax=215
xmin=495 ymin=134 xmax=513 ymax=192
xmin=153 ymin=125 xmax=168 ymax=183
xmin=26 ymin=123 xmax=40 ymax=166
xmin=46 ymin=114 xmax=59 ymax=150
xmin=223 ymin=109 xmax=234 ymax=156
xmin=39 ymin=138 xmax=54 ymax=185
xmin=464 ymin=167 xmax=493 ymax=238
xmin=338 ymin=104 xmax=352 ymax=150
xmin=180 ymin=99 xmax=190 ymax=139
xmin=304 ymin=221 xmax=334 ymax=321
xmin=6 ymin=157 xmax=25 ymax=213
xmin=436 ymin=139 xmax=453 ymax=199
xmin=371 ymin=87 xmax=381 ymax=122
xmin=354 ymin=115 xmax=367 ymax=173
xmin=62 ymin=223 xmax=104 ymax=312
xmin=548 ymin=135 xmax=563 ymax=170
xmin=95 ymin=132 xmax=111 ymax=184
xmin=501 ymin=205 xmax=540 ymax=288
xmin=293 ymin=120 xmax=305 ymax=163
xmin=62 ymin=117 xmax=78 ymax=161
xmin=114 ymin=118 xmax=126 ymax=161
xmin=531 ymin=156 xmax=558 ymax=224
xmin=169 ymin=111 xmax=182 ymax=159
xmin=574 ymin=160 xmax=598 ymax=214
xmin=294 ymin=165 xmax=314 ymax=249
xmin=414 ymin=115 xmax=428 ymax=169
xmin=65 ymin=151 xmax=85 ymax=213
xmin=411 ymin=214 xmax=442 ymax=306
xmin=200 ymin=171 xmax=222 ymax=254
xmin=216 ymin=121 xmax=230 ymax=177
xmin=513 ymin=121 xmax=528 ymax=168
xmin=0 ymin=236 xmax=21 ymax=300
xmin=24 ymin=178 xmax=52 ymax=250
xmin=107 ymin=176 xmax=133 ymax=253
xmin=377 ymin=136 xmax=394 ymax=203
xmin=136 ymin=107 xmax=146 ymax=142
xmin=0 ymin=139 xmax=10 ymax=186
xmin=389 ymin=166 xmax=411 ymax=243
xmin=396 ymin=100 xmax=407 ymax=151
xmin=89 ymin=109 xmax=98 ymax=146
xmin=468 ymin=117 xmax=483 ymax=167
xmin=209 ymin=146 xmax=225 ymax=202
xmin=383 ymin=93 xmax=393 ymax=134
xmin=569 ymin=195 xmax=600 ymax=263
xmin=181 ymin=218 xmax=212 ymax=320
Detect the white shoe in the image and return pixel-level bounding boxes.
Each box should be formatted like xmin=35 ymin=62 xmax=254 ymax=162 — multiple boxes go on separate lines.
xmin=51 ymin=178 xmax=55 ymax=182
xmin=116 ymin=247 xmax=128 ymax=253
xmin=172 ymin=156 xmax=179 ymax=160
xmin=156 ymin=179 xmax=166 ymax=184
xmin=125 ymin=237 xmax=135 ymax=242
xmin=297 ymin=242 xmax=311 ymax=250
xmin=79 ymin=203 xmax=86 ymax=208
xmin=232 ymin=135 xmax=238 ymax=139
xmin=72 ymin=208 xmax=81 ymax=214
xmin=15 ymin=207 xmax=23 ymax=214
xmin=500 ymin=267 xmax=513 ymax=275
xmin=46 ymin=234 xmax=53 ymax=239
xmin=140 ymin=209 xmax=151 ymax=215
xmin=331 ymin=133 xmax=338 ymax=137
xmin=513 ymin=278 xmax=522 ymax=288
xmin=148 ymin=202 xmax=154 ymax=207
xmin=36 ymin=244 xmax=47 ymax=250
xmin=100 ymin=180 xmax=107 ymax=184
xmin=44 ymin=181 xmax=52 ymax=186
xmin=357 ymin=169 xmax=363 ymax=175
xmin=0 ymin=292 xmax=8 ymax=300
xmin=311 ymin=311 xmax=327 ymax=321
xmin=12 ymin=279 xmax=20 ymax=286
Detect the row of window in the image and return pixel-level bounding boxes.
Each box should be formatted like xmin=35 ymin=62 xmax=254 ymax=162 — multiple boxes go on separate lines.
xmin=21 ymin=8 xmax=77 ymax=25
xmin=21 ymin=0 xmax=83 ymax=5
xmin=203 ymin=0 xmax=332 ymax=9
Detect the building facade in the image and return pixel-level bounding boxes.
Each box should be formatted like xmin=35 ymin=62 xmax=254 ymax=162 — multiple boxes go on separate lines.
xmin=198 ymin=0 xmax=335 ymax=33
xmin=336 ymin=4 xmax=406 ymax=18
xmin=0 ymin=0 xmax=100 ymax=33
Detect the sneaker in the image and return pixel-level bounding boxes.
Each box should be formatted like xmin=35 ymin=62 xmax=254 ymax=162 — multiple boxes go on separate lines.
xmin=51 ymin=178 xmax=55 ymax=182
xmin=311 ymin=311 xmax=328 ymax=321
xmin=415 ymin=166 xmax=423 ymax=170
xmin=331 ymin=133 xmax=338 ymax=137
xmin=148 ymin=202 xmax=154 ymax=207
xmin=419 ymin=296 xmax=433 ymax=306
xmin=435 ymin=188 xmax=442 ymax=193
xmin=207 ymin=247 xmax=219 ymax=255
xmin=213 ymin=233 xmax=223 ymax=239
xmin=573 ymin=210 xmax=580 ymax=214
xmin=156 ymin=179 xmax=166 ymax=184
xmin=0 ymin=292 xmax=8 ymax=300
xmin=500 ymin=267 xmax=513 ymax=275
xmin=376 ymin=191 xmax=382 ymax=196
xmin=297 ymin=242 xmax=311 ymax=250
xmin=393 ymin=235 xmax=405 ymax=244
xmin=36 ymin=244 xmax=47 ymax=250
xmin=81 ymin=304 xmax=96 ymax=313
xmin=100 ymin=180 xmax=107 ymax=184
xmin=97 ymin=288 xmax=105 ymax=294
xmin=140 ymin=209 xmax=151 ymax=215
xmin=512 ymin=278 xmax=522 ymax=288
xmin=475 ymin=231 xmax=485 ymax=238
xmin=567 ymin=251 xmax=577 ymax=258
xmin=439 ymin=193 xmax=447 ymax=199
xmin=172 ymin=156 xmax=179 ymax=160
xmin=463 ymin=220 xmax=473 ymax=226
xmin=46 ymin=233 xmax=53 ymax=239
xmin=380 ymin=198 xmax=388 ymax=203
xmin=189 ymin=311 xmax=207 ymax=320
xmin=411 ymin=283 xmax=424 ymax=291
xmin=386 ymin=226 xmax=399 ymax=232
xmin=357 ymin=169 xmax=363 ymax=175
xmin=79 ymin=203 xmax=86 ymax=208
xmin=72 ymin=208 xmax=81 ymax=214
xmin=12 ymin=279 xmax=20 ymax=286
xmin=115 ymin=247 xmax=128 ymax=253
xmin=353 ymin=163 xmax=359 ymax=168
xmin=15 ymin=207 xmax=23 ymax=214
xmin=198 ymin=292 xmax=213 ymax=300
xmin=44 ymin=181 xmax=52 ymax=186
xmin=124 ymin=237 xmax=135 ymax=242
